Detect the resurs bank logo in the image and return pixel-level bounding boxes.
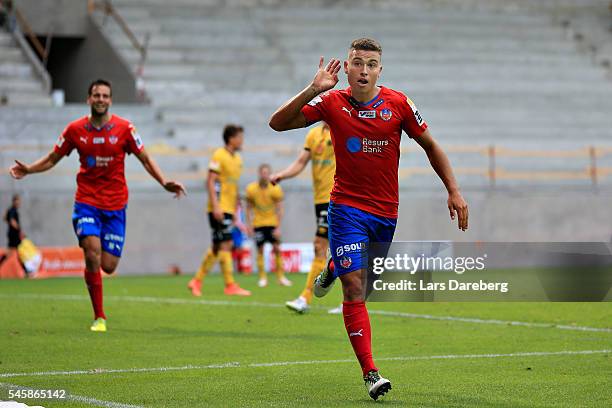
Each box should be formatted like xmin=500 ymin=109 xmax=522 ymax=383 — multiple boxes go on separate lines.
xmin=346 ymin=136 xmax=389 ymax=154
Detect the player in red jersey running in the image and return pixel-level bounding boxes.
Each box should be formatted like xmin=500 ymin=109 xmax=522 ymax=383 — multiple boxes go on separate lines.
xmin=269 ymin=38 xmax=468 ymax=400
xmin=9 ymin=79 xmax=186 ymax=332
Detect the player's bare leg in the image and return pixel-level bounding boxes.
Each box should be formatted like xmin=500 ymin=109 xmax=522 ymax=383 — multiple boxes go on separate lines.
xmin=340 ymin=269 xmax=391 ymax=400
xmin=81 ymin=236 xmax=106 ymax=332
xmin=101 ymin=251 xmax=119 ymax=275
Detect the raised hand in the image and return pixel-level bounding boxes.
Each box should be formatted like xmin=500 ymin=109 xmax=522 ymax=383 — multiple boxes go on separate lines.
xmin=163 ymin=180 xmax=187 ymax=198
xmin=312 ymin=57 xmax=341 ymax=94
xmin=9 ymin=160 xmax=29 ymax=179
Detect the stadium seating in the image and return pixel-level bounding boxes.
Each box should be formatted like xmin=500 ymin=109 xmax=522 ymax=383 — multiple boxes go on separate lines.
xmin=1 ymin=0 xmax=612 ymax=191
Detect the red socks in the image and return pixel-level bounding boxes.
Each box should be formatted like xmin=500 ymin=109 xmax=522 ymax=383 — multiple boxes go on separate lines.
xmin=84 ymin=269 xmax=106 ymax=320
xmin=342 ymin=300 xmax=377 ymax=376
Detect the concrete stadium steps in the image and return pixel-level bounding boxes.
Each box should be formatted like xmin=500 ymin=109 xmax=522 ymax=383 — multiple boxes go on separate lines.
xmin=138 ymin=63 xmax=290 ymax=80
xmin=4 ymin=0 xmax=612 ymax=189
xmin=279 ymin=57 xmax=603 ymax=90
xmin=168 ymin=124 xmax=612 ymax=147
xmin=0 ymin=105 xmax=167 ymax=145
xmin=159 ymin=105 xmax=612 ymax=129
xmin=0 ymin=48 xmax=23 ymax=62
xmin=121 ymin=47 xmax=283 ymax=65
xmin=0 ymin=62 xmax=33 ymax=77
xmin=111 ymin=33 xmax=269 ymax=49
xmin=276 ymin=36 xmax=578 ymax=55
xmin=0 ymin=31 xmax=51 ymax=107
xmin=0 ymin=105 xmax=158 ymax=122
xmin=0 ymin=122 xmax=172 ymax=146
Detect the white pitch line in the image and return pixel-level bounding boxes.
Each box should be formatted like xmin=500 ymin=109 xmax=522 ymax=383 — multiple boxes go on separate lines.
xmin=367 ymin=309 xmax=612 ymax=333
xmin=0 ymin=350 xmax=608 ymax=379
xmin=1 ymin=293 xmax=611 ymax=333
xmin=0 ymin=382 xmax=144 ymax=408
xmin=0 ymin=363 xmax=240 ymax=379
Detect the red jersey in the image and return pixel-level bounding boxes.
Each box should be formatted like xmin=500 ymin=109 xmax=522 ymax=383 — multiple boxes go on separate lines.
xmin=54 ymin=114 xmax=145 ymax=211
xmin=301 ymin=86 xmax=428 ymax=218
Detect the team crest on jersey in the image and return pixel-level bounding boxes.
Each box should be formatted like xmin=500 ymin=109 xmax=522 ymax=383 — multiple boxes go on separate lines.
xmin=340 ymin=256 xmax=352 ymax=269
xmin=380 ymin=109 xmax=392 ymax=121
xmin=109 ymin=135 xmax=118 ymax=144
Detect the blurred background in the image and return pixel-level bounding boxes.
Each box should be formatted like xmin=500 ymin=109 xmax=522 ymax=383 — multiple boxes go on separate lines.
xmin=1 ymin=0 xmax=611 ymax=274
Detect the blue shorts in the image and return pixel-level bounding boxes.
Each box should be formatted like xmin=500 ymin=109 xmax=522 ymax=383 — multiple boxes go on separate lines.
xmin=327 ymin=202 xmax=397 ymax=276
xmin=72 ymin=202 xmax=127 ymax=258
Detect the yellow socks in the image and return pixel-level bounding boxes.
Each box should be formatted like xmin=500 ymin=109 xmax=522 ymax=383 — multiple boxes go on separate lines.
xmin=274 ymin=252 xmax=285 ymax=279
xmin=300 ymin=256 xmax=326 ymax=303
xmin=195 ymin=249 xmax=218 ymax=281
xmin=257 ymin=252 xmax=265 ymax=280
xmin=218 ymin=250 xmax=235 ymax=286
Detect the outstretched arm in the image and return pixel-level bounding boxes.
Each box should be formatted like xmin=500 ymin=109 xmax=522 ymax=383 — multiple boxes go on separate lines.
xmin=413 ymin=129 xmax=468 ymax=231
xmin=269 ymin=57 xmax=341 ymax=131
xmin=270 ymin=150 xmax=311 ymax=184
xmin=10 ymin=150 xmax=63 ymax=179
xmin=135 ymin=149 xmax=186 ymax=198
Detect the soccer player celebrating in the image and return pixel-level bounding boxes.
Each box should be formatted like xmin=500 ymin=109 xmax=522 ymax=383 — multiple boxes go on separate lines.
xmin=269 ymin=38 xmax=468 ymax=400
xmin=9 ymin=79 xmax=186 ymax=332
xmin=245 ymin=164 xmax=292 ymax=288
xmin=188 ymin=124 xmax=251 ymax=297
xmin=270 ymin=123 xmax=339 ymax=314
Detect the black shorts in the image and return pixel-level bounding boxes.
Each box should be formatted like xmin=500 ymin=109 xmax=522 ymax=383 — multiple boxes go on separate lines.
xmin=254 ymin=226 xmax=279 ymax=247
xmin=7 ymin=233 xmax=21 ymax=249
xmin=208 ymin=213 xmax=233 ymax=243
xmin=315 ymin=202 xmax=329 ymax=239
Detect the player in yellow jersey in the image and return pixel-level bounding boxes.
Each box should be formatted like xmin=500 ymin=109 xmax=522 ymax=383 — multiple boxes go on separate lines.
xmin=188 ymin=124 xmax=251 ymax=297
xmin=270 ymin=123 xmax=340 ymax=313
xmin=245 ymin=164 xmax=292 ymax=288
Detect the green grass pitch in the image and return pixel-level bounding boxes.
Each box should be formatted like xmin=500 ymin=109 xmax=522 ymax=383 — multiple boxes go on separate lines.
xmin=0 ymin=274 xmax=610 ymax=407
